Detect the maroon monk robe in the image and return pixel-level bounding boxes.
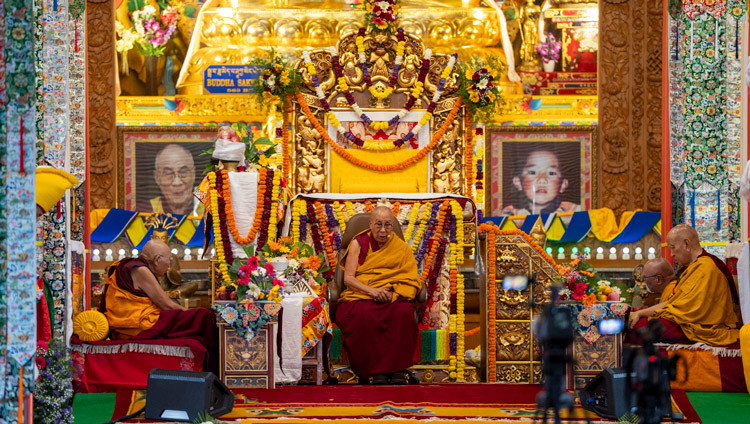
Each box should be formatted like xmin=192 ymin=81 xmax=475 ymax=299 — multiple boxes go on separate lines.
xmin=98 ymin=258 xmax=217 ymax=370
xmin=335 ymin=231 xmax=419 ymax=378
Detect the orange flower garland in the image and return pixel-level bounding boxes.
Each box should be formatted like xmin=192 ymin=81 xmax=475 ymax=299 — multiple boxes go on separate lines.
xmin=314 ymin=201 xmax=337 ymax=270
xmin=221 ymin=168 xmax=267 ymax=245
xmin=283 ymin=95 xmax=292 ymax=181
xmin=365 ymin=200 xmax=373 ymax=213
xmin=207 ymin=172 xmax=231 ymax=283
xmin=267 ymin=170 xmax=281 ymax=243
xmin=296 ymin=92 xmax=462 ymax=171
xmin=464 ymin=115 xmax=475 ymax=200
xmin=392 ymin=201 xmax=401 ymax=217
xmin=419 ymin=201 xmax=451 ymax=283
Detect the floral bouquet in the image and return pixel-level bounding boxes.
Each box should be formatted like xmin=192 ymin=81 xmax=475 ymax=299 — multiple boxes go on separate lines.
xmin=536 ymin=33 xmax=561 ymax=64
xmin=125 ymin=3 xmax=181 ymax=57
xmin=365 ymin=0 xmax=400 ymax=32
xmin=556 ymin=256 xmax=625 ymax=305
xmin=249 ymin=49 xmax=302 ymax=111
xmin=262 ymin=237 xmax=329 ymax=297
xmin=458 ymin=56 xmax=505 ymax=122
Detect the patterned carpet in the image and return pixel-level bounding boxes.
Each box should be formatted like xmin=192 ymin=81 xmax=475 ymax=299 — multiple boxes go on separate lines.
xmin=112 ymin=384 xmax=701 ymax=423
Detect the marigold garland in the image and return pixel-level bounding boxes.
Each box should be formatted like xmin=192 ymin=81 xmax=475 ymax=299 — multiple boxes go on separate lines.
xmin=257 ymin=169 xmax=275 ymax=248
xmin=207 ymin=172 xmax=231 ymax=283
xmin=283 ymin=96 xmax=292 ymax=180
xmin=364 ymin=200 xmax=373 ymax=213
xmin=410 ymin=201 xmax=433 ymax=254
xmin=292 ymin=199 xmax=301 ymax=242
xmin=464 ymin=114 xmax=475 ymax=200
xmin=296 ymin=91 xmax=462 ymax=171
xmin=419 ymin=201 xmax=450 ymax=283
xmin=220 ymin=169 xmax=264 ymax=245
xmin=267 ymin=169 xmax=281 ymax=243
xmin=403 ymin=201 xmax=422 ymax=242
xmin=345 ymin=201 xmax=355 ymax=218
xmin=215 ymin=171 xmax=235 ymax=266
xmin=315 ymin=201 xmax=337 ymax=271
xmin=333 ymin=201 xmax=347 ymax=233
xmin=391 ymin=201 xmax=401 ymax=217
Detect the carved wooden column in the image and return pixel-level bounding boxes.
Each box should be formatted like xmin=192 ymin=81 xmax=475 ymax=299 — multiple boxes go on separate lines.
xmin=87 ymin=0 xmax=117 ymax=209
xmin=598 ymin=0 xmax=663 ymax=214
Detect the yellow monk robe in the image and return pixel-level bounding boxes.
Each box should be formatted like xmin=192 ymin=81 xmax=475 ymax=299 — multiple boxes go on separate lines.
xmin=339 ymin=230 xmax=421 ymax=303
xmin=100 ymin=259 xmax=161 ymax=340
xmin=652 ymin=256 xmax=740 ymax=346
xmin=659 ymin=279 xmax=678 ymax=304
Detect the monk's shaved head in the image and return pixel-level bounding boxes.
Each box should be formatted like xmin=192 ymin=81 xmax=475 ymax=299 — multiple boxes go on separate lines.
xmin=140 ymin=239 xmax=172 ymax=276
xmin=643 ymin=258 xmax=676 ymax=293
xmin=370 ymin=205 xmax=394 ymax=221
xmin=666 ymin=224 xmax=702 ymax=268
xmin=141 ymin=239 xmax=171 ymax=260
xmin=644 ymin=258 xmax=674 ymax=276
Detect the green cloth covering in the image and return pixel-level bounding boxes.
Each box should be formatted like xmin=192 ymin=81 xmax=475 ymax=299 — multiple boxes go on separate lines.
xmin=687 ymin=392 xmax=750 ymax=424
xmin=330 ymin=327 xmax=343 ymax=360
xmin=72 ymin=393 xmax=116 ymax=423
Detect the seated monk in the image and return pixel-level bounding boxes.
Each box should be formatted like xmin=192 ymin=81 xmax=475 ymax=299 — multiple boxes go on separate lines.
xmin=336 ymin=206 xmax=422 ymax=385
xmin=630 ymin=224 xmax=741 ymax=346
xmin=628 ymin=258 xmax=678 ymax=327
xmin=98 ymin=239 xmax=216 ymax=356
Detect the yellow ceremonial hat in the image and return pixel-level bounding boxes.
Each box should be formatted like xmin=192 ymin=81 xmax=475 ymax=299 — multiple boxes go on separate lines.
xmin=36 ymin=166 xmax=79 ymax=213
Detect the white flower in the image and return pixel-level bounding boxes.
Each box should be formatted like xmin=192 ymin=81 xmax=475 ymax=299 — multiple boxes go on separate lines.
xmin=424 ymin=49 xmax=432 ymax=60
xmin=142 ymin=5 xmax=156 ymax=15
xmin=612 ymin=286 xmax=622 ymax=296
xmin=251 ymin=270 xmax=260 ymax=277
xmin=247 ymin=283 xmax=261 ymax=297
xmin=377 ymin=1 xmax=390 ymax=10
xmin=287 ymin=259 xmax=300 ymax=269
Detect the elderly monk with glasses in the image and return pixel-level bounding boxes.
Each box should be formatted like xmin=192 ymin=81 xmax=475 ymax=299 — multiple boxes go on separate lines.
xmin=628 ymin=258 xmax=678 ymax=328
xmin=336 ymin=206 xmax=423 ymax=385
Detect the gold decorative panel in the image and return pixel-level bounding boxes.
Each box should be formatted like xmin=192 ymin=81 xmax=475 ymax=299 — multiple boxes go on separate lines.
xmin=291 ymin=31 xmax=465 ymax=196
xmin=568 ymin=333 xmax=622 ymax=390
xmin=481 ymin=232 xmax=559 ymax=383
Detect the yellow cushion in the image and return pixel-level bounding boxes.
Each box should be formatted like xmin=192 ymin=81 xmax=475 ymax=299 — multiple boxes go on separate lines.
xmin=36 ymin=166 xmax=79 ymax=213
xmin=741 ymin=324 xmax=750 ymax=394
xmin=73 ymin=310 xmax=110 ymax=342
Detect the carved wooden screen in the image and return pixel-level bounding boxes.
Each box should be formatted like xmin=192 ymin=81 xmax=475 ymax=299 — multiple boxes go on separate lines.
xmin=480 ymin=232 xmax=558 ymax=383
xmin=291 ymin=31 xmax=465 ymax=196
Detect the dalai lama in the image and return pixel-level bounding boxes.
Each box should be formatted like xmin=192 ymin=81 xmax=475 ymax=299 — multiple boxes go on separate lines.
xmin=336 ymin=206 xmax=423 ymax=385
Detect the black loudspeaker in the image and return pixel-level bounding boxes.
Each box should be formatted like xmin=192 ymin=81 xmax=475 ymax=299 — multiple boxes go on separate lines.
xmin=145 ymin=369 xmax=234 ymax=422
xmin=579 ymin=368 xmax=632 ymax=420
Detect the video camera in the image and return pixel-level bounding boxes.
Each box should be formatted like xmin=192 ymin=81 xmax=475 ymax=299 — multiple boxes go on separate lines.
xmin=502 ymin=274 xmax=587 ymax=424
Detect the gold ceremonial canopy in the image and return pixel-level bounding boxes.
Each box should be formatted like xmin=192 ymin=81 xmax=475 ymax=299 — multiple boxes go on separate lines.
xmin=176 ymin=0 xmax=503 ymax=94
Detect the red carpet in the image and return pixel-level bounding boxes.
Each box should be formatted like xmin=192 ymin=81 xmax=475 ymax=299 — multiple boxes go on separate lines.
xmin=113 ymin=384 xmax=701 ymax=423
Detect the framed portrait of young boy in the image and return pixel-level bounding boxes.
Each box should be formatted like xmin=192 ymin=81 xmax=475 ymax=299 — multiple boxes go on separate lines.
xmin=485 ymin=126 xmax=597 ymax=216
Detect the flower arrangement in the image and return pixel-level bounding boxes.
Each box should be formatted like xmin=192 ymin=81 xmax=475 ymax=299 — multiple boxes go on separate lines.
xmin=200 ymin=123 xmax=276 ymax=173
xmin=262 ymin=237 xmax=330 ymax=297
xmin=557 ymin=256 xmax=626 ymax=305
xmin=121 ymin=2 xmax=181 ymax=57
xmin=249 ymin=49 xmax=302 ymax=111
xmin=214 ymin=245 xmax=285 ymax=303
xmin=536 ymin=33 xmax=562 ymax=64
xmin=458 ymin=56 xmax=505 ymax=122
xmin=365 ymin=0 xmax=400 ymax=32
xmin=34 ymin=339 xmax=75 ymax=423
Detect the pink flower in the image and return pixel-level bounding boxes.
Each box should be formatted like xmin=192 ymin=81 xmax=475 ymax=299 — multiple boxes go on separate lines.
xmin=273 ymin=278 xmax=284 ymax=287
xmin=237 ymin=277 xmax=250 ymax=285
xmin=264 ymin=262 xmax=275 ymax=275
xmin=238 ymin=265 xmax=252 ymax=277
xmin=575 ymin=283 xmax=588 ymax=292
xmin=247 ymin=256 xmax=259 ymax=270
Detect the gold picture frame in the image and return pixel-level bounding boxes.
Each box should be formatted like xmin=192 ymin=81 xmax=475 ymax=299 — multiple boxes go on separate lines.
xmin=485 ymin=126 xmax=598 ymax=216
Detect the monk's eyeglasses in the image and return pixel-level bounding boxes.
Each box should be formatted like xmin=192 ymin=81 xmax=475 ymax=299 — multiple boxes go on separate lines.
xmin=372 ymin=222 xmax=393 ymax=229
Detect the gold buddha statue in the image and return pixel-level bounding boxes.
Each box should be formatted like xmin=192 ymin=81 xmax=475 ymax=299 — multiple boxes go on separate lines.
xmin=517 ymin=0 xmax=541 ymax=72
